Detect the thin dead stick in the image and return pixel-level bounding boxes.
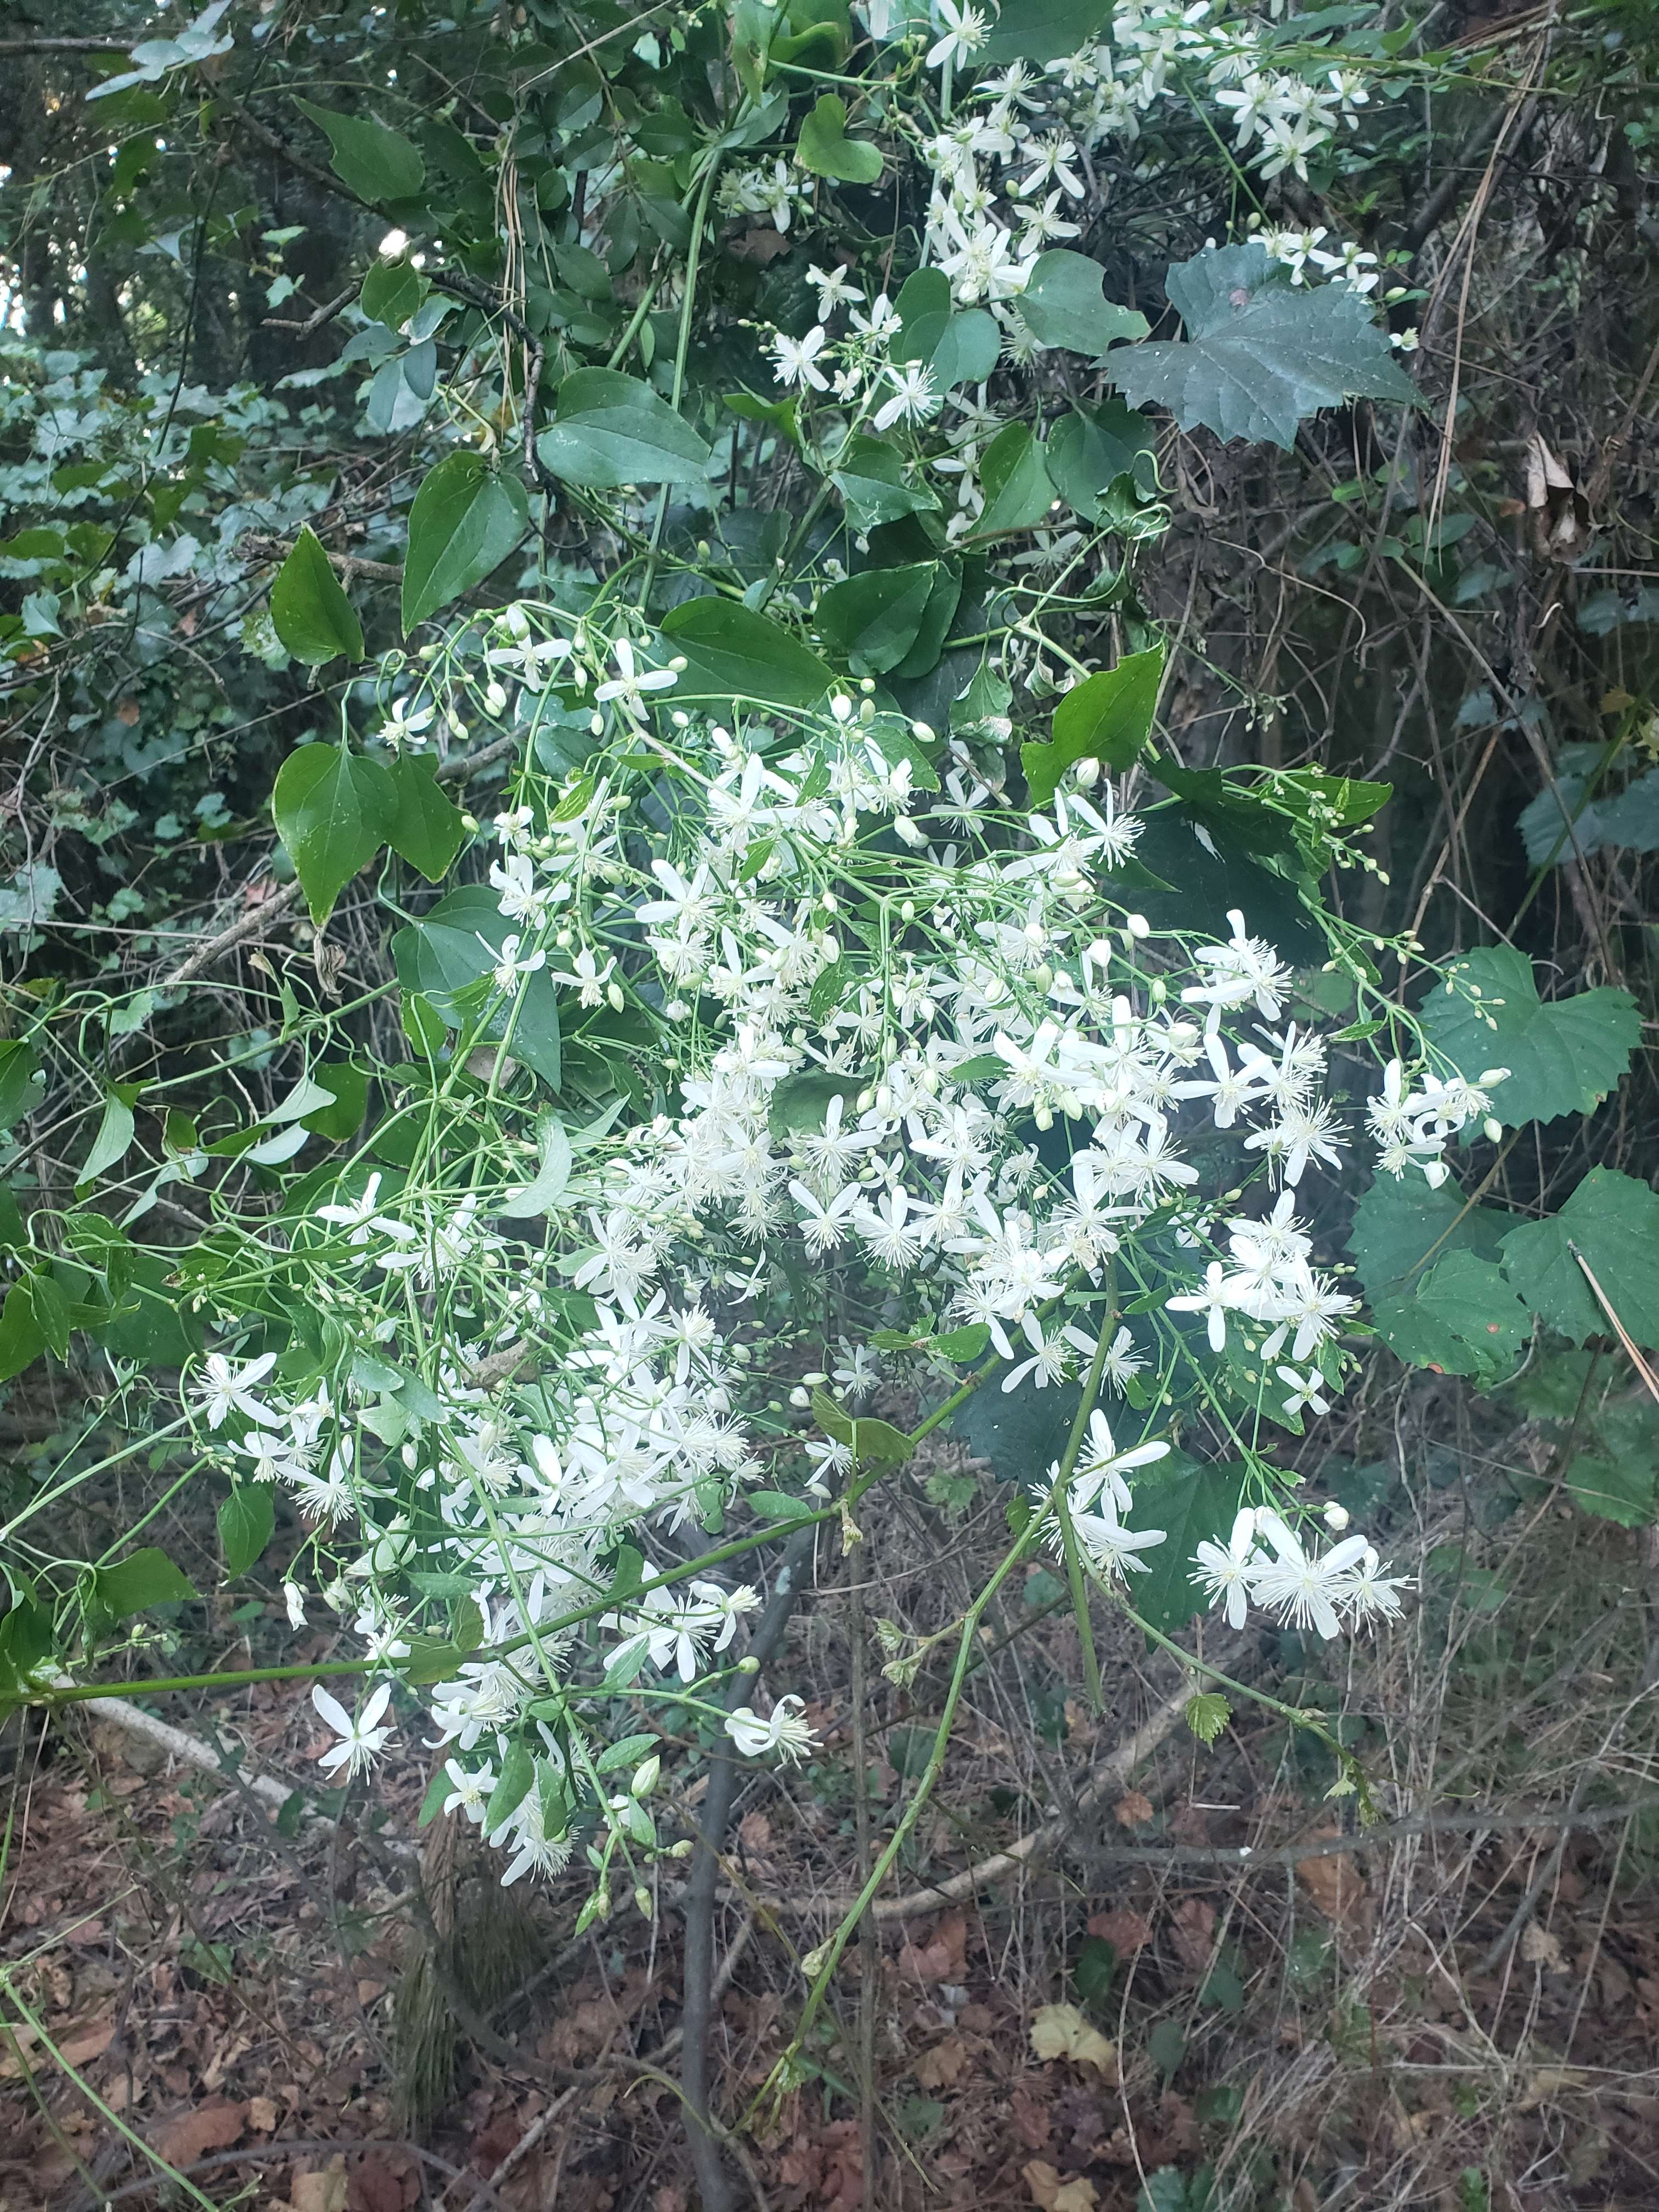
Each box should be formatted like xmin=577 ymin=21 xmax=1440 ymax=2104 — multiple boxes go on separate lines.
xmin=1568 ymin=1242 xmax=1659 ymax=1404
xmin=770 ymin=1665 xmax=1207 ymax=1922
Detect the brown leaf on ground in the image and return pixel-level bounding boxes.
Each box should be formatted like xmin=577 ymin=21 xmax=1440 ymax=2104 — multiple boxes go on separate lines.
xmin=914 ymin=2034 xmax=967 ymax=2088
xmin=728 ymin=227 xmax=791 ymax=263
xmin=1114 ymin=1791 xmax=1154 ymax=1829
xmin=154 ymin=2102 xmax=246 ymax=2168
xmin=1170 ymin=1897 xmax=1217 ymax=1972
xmin=1023 ymin=2159 xmax=1099 ymax=2211
xmin=898 ymin=1911 xmax=968 ymax=1986
xmin=248 ymin=2096 xmax=279 ymax=2133
xmin=737 ymin=1812 xmax=773 ymax=1853
xmin=1012 ymin=2086 xmax=1052 ymax=2151
xmin=1087 ymin=1909 xmax=1151 ymax=1954
xmin=290 ymin=2168 xmax=349 ymax=2212
xmin=1296 ymin=1839 xmax=1370 ymax=1936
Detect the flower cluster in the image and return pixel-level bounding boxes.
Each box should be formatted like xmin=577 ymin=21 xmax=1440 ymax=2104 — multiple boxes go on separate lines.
xmin=170 ymin=588 xmax=1455 ymax=1894
xmin=1192 ymin=1506 xmax=1411 ymax=1640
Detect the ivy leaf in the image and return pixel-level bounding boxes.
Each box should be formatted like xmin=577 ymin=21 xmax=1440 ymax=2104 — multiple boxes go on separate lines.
xmin=218 ymin=1483 xmax=275 ymax=1578
xmin=1371 ymin=1251 xmax=1530 ymax=1386
xmin=269 ymin=526 xmax=364 ymax=665
xmin=1022 ymin=645 xmax=1163 ymax=805
xmin=1045 ymin=400 xmax=1158 ymax=522
xmin=402 ymin=452 xmax=529 ymax=633
xmin=1499 ymin=1169 xmax=1659 ymax=1349
xmin=831 ymin=437 xmax=941 ymax=533
xmin=296 ymin=100 xmax=425 ymax=204
xmin=1107 ymin=244 xmax=1414 ymax=449
xmin=816 ymin=562 xmax=937 ymax=675
xmin=386 ymin=753 xmax=467 ymax=881
xmin=0 ymin=1039 xmax=42 ymax=1132
xmin=930 ymin=311 xmax=1001 ymax=391
xmin=273 ymin=744 xmax=396 ymax=924
xmin=1419 ymin=945 xmax=1639 ymax=1126
xmin=1124 ymin=1453 xmax=1249 ymax=1635
xmin=795 ymin=94 xmax=882 ymax=183
xmin=537 ymin=369 xmax=713 ymax=488
xmin=660 ymin=597 xmax=835 ymax=708
xmin=974 ymin=424 xmax=1056 ymax=537
xmin=95 ymin=1547 xmax=196 ymax=1620
xmin=1346 ymin=1171 xmax=1505 ymax=1301
xmin=1018 ymin=251 xmax=1148 ymax=358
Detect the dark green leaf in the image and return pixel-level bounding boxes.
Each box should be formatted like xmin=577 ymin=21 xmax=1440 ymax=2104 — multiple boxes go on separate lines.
xmin=811 ymin=1389 xmax=913 ymax=1464
xmin=96 ymin=1547 xmax=196 ymax=1619
xmin=894 ymin=268 xmax=952 ymax=366
xmin=0 ymin=1039 xmax=42 ymax=1132
xmin=1499 ymin=1169 xmax=1659 ymax=1350
xmin=301 ymin=1060 xmax=370 ymax=1143
xmin=1419 ymin=945 xmax=1639 ymax=1126
xmin=816 ymin=563 xmax=936 ymax=675
xmin=387 ymin=752 xmax=467 ymax=880
xmin=1123 ymin=1454 xmax=1248 ymax=1635
xmin=930 ymin=311 xmax=1001 ymax=391
xmin=484 ymin=1739 xmax=533 ymax=1830
xmin=272 ymin=743 xmax=397 ymax=924
xmin=269 ymin=526 xmax=364 ymax=665
xmin=402 ymin=452 xmax=529 ymax=633
xmin=296 ymin=100 xmax=425 ymax=204
xmin=1045 ymin=400 xmax=1158 ymax=521
xmin=831 ymin=437 xmax=940 ymax=533
xmin=1023 ymin=644 xmax=1164 ymax=803
xmin=952 ymin=1372 xmax=1081 ymax=1486
xmin=795 ymin=94 xmax=882 ymax=183
xmin=360 ymin=258 xmax=425 ymax=330
xmin=0 ymin=1282 xmax=46 ymax=1383
xmin=1018 ymin=251 xmax=1148 ymax=357
xmin=1346 ymin=1171 xmax=1505 ymax=1301
xmin=538 ymin=369 xmax=713 ymax=488
xmin=392 ymin=886 xmax=562 ymax=1086
xmin=1107 ymin=244 xmax=1414 ymax=448
xmin=1372 ymin=1251 xmax=1530 ymax=1386
xmin=974 ymin=424 xmax=1056 ymax=537
xmin=218 ymin=1483 xmax=275 ymax=1578
xmin=891 ymin=560 xmax=962 ymax=680
xmin=660 ymin=597 xmax=835 ymax=708
xmin=980 ymin=0 xmax=1108 ymax=59
xmin=1074 ymin=1935 xmax=1118 ymax=2007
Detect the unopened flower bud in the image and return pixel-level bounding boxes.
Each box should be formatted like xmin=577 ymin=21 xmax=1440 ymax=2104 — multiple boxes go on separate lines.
xmin=802 ymin=1942 xmax=830 ymax=1977
xmin=1126 ymin=912 xmax=1149 ymax=939
xmin=634 ymin=1885 xmax=653 ymax=1917
xmin=1322 ymin=1501 xmax=1350 ymax=1532
xmin=788 ymin=1385 xmax=811 ymax=1408
xmin=737 ymin=1654 xmax=760 ymax=1674
xmin=668 ymin=1838 xmax=696 ymax=1860
xmin=1483 ymin=1116 xmax=1502 ymax=1144
xmin=631 ymin=1755 xmax=661 ymax=1798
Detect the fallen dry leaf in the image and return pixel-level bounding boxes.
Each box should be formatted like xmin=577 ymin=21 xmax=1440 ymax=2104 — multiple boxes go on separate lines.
xmin=1520 ymin=1921 xmax=1566 ymax=1972
xmin=898 ymin=1910 xmax=967 ymax=1987
xmin=1023 ymin=2159 xmax=1099 ymax=2211
xmin=249 ymin=2095 xmax=279 ymax=2133
xmin=1170 ymin=1896 xmax=1216 ymax=1972
xmin=155 ymin=2102 xmax=246 ymax=2168
xmin=1012 ymin=2085 xmax=1051 ymax=2151
xmin=1295 ymin=1842 xmax=1369 ymax=1936
xmin=728 ymin=227 xmax=791 ymax=263
xmin=1114 ymin=1791 xmax=1153 ymax=1829
xmin=914 ymin=2034 xmax=967 ymax=2089
xmin=291 ymin=2167 xmax=349 ymax=2212
xmin=1087 ymin=1909 xmax=1150 ymax=1954
xmin=1029 ymin=2004 xmax=1116 ymax=2077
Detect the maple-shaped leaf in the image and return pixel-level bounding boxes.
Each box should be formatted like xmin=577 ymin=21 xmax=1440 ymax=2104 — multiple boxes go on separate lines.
xmin=1106 ymin=244 xmax=1415 ymax=449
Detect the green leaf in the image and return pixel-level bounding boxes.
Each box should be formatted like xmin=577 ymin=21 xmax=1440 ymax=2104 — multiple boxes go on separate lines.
xmin=402 ymin=452 xmax=529 ymax=633
xmin=1074 ymin=1934 xmax=1119 ymax=2006
xmin=768 ymin=1069 xmax=865 ymax=1137
xmin=1186 ymin=1691 xmax=1231 ymax=1746
xmin=391 ymin=886 xmax=562 ymax=1086
xmin=537 ymin=369 xmax=713 ymax=489
xmin=795 ymin=94 xmax=882 ymax=183
xmin=816 ymin=563 xmax=937 ymax=676
xmin=1018 ymin=251 xmax=1148 ymax=358
xmin=296 ymin=100 xmax=425 ymax=204
xmin=484 ymin=1738 xmax=534 ymax=1830
xmin=1593 ymin=768 xmax=1659 ymax=853
xmin=1107 ymin=244 xmax=1414 ymax=449
xmin=1372 ymin=1251 xmax=1530 ymax=1386
xmin=269 ymin=526 xmax=364 ymax=665
xmin=1562 ymin=1437 xmax=1655 ymax=1528
xmin=1346 ymin=1171 xmax=1505 ymax=1301
xmin=1022 ymin=644 xmax=1164 ymax=805
xmin=831 ymin=437 xmax=941 ymax=533
xmin=891 ymin=560 xmax=962 ymax=681
xmin=930 ymin=311 xmax=1001 ymax=391
xmin=1499 ymin=1169 xmax=1659 ymax=1350
xmin=0 ymin=1282 xmax=46 ymax=1383
xmin=894 ymin=268 xmax=952 ymax=366
xmin=1045 ymin=400 xmax=1158 ymax=522
xmin=77 ymin=1094 xmax=135 ymax=1187
xmin=218 ymin=1483 xmax=275 ymax=1578
xmin=0 ymin=1039 xmax=42 ymax=1132
xmin=1419 ymin=946 xmax=1640 ymax=1128
xmin=498 ymin=1111 xmax=572 ymax=1217
xmin=96 ymin=1547 xmax=196 ymax=1620
xmin=300 ymin=1060 xmax=369 ymax=1143
xmin=360 ymin=258 xmax=425 ymax=330
xmin=953 ymin=1372 xmax=1081 ymax=1486
xmin=659 ymin=597 xmax=834 ymax=708
xmin=811 ymin=1389 xmax=913 ymax=1464
xmin=1127 ymin=1454 xmax=1249 ymax=1636
xmin=386 ymin=752 xmax=467 ymax=881
xmin=272 ymin=743 xmax=397 ymax=924
xmin=1120 ymin=811 xmax=1327 ymax=967
xmin=974 ymin=424 xmax=1056 ymax=538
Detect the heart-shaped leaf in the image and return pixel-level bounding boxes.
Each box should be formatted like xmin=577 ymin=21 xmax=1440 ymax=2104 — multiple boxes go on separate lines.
xmin=796 ymin=94 xmax=883 ymax=184
xmin=270 ymin=525 xmax=364 ymax=665
xmin=273 ymin=743 xmax=397 ymax=923
xmin=402 ymin=452 xmax=529 ymax=633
